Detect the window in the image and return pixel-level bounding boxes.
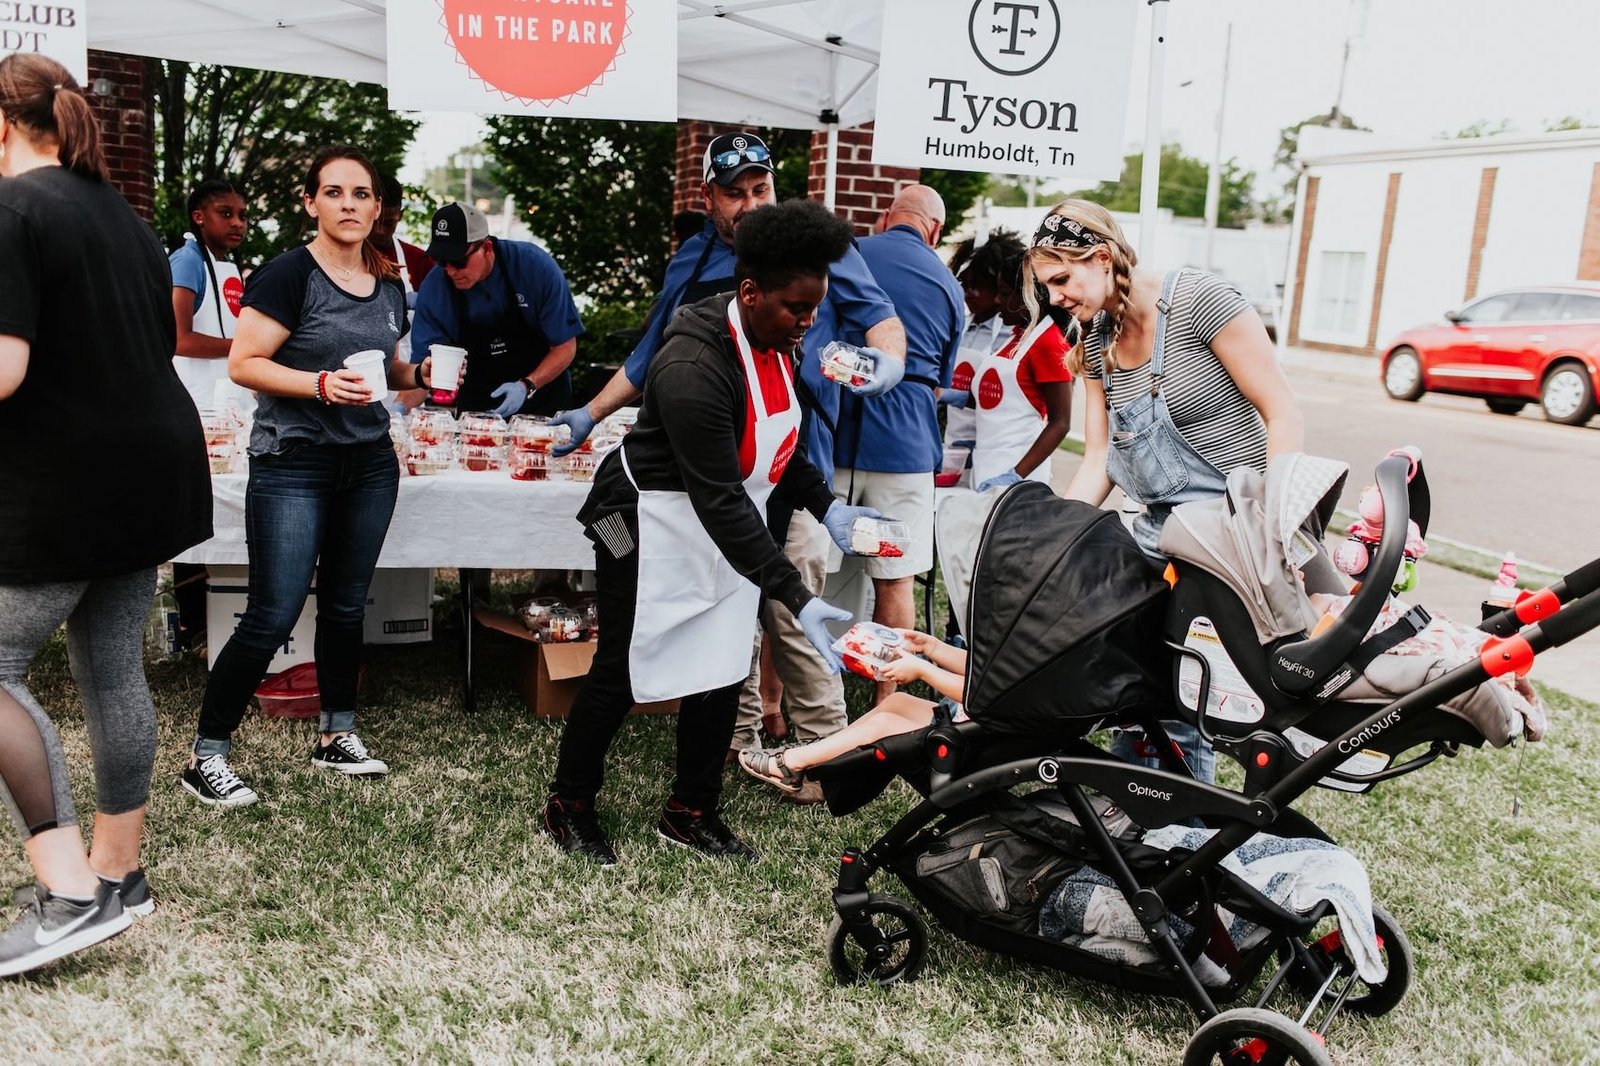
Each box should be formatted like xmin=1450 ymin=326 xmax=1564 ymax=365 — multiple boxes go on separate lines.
xmin=1507 ymin=291 xmax=1562 ymax=322
xmin=1312 ymin=251 xmax=1366 ymax=335
xmin=1558 ymin=294 xmax=1600 ymax=321
xmin=1456 ymin=294 xmax=1518 ymax=324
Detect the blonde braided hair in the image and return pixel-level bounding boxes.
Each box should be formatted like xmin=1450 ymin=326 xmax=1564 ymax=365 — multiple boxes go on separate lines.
xmin=1021 ymin=200 xmax=1137 ymax=376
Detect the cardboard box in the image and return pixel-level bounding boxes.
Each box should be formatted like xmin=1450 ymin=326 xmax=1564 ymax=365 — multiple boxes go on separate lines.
xmin=206 ymin=565 xmax=315 ymax=673
xmin=475 ymin=609 xmax=677 ymax=719
xmin=364 ymin=567 xmax=434 ymax=645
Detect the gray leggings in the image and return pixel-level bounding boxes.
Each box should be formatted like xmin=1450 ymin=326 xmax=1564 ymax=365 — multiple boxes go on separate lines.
xmin=0 ymin=570 xmax=158 ymax=839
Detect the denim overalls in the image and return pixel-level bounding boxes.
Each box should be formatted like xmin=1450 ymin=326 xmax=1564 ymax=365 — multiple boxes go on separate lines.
xmin=1101 ymin=269 xmax=1230 ymax=563
xmin=1101 ymin=269 xmax=1230 ymax=783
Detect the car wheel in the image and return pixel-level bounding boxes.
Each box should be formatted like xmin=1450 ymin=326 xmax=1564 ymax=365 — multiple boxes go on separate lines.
xmin=1382 ymin=347 xmax=1425 ymax=402
xmin=1540 ymin=362 xmax=1597 ymax=425
xmin=1484 ymin=398 xmax=1528 ymax=416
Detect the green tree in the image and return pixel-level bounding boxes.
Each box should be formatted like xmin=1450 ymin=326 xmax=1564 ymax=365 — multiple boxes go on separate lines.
xmin=148 ymin=60 xmax=420 ymax=263
xmin=1273 ymin=110 xmax=1366 ymax=187
xmin=1069 ymin=145 xmax=1257 ymax=228
xmin=920 ymin=169 xmax=989 ymax=221
xmin=1446 ymin=118 xmax=1515 ymax=139
xmin=1544 ymin=115 xmax=1597 ymax=132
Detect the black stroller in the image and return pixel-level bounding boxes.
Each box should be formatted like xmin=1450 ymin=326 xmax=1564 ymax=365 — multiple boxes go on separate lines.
xmin=811 ymin=454 xmax=1600 ymax=1065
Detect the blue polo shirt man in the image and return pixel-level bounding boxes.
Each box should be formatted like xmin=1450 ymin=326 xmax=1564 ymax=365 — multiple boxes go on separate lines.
xmin=411 ymin=201 xmax=584 ymax=418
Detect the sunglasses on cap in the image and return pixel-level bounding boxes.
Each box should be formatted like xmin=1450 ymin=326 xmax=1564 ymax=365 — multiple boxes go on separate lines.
xmin=708 ymin=144 xmax=772 ymax=175
xmin=441 ymin=241 xmax=484 ymax=270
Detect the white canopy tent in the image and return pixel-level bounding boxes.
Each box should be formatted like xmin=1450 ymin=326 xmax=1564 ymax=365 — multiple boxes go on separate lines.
xmin=88 ymin=1 xmax=1163 ymax=240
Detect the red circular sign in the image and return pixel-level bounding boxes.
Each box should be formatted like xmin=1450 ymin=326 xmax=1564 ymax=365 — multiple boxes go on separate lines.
xmin=768 ymin=427 xmax=798 ymax=484
xmin=977 ymin=368 xmax=1005 ymax=410
xmin=444 ymin=0 xmax=626 ymax=101
xmin=223 ymin=276 xmax=244 ymax=318
xmin=951 ymin=358 xmax=976 ymax=392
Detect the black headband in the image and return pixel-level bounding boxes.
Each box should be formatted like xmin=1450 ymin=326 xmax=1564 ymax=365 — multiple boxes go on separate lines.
xmin=1032 ymin=212 xmax=1103 ymax=250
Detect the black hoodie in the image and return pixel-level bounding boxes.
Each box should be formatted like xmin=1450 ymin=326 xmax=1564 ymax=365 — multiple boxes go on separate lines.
xmin=578 ymin=294 xmax=835 ymax=616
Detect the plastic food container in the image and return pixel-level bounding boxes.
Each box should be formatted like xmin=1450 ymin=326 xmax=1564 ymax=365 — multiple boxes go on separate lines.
xmin=509 ymin=415 xmax=562 ymax=453
xmin=589 ymin=434 xmax=624 ymax=456
xmin=508 ymin=448 xmax=548 ymax=481
xmin=254 ymin=661 xmax=365 ymax=719
xmin=200 ymin=410 xmax=240 ymax=447
xmin=460 ymin=443 xmax=505 ymax=472
xmin=561 ymin=452 xmax=597 ymax=483
xmin=458 ymin=412 xmax=507 ymax=448
xmin=407 ymin=408 xmax=456 ymax=446
xmin=832 ymin=622 xmax=905 ymax=681
xmin=819 ymin=341 xmax=877 ymax=389
xmin=206 ymin=444 xmax=237 ymax=475
xmin=404 ymin=442 xmax=453 ymax=476
xmin=518 ymin=595 xmax=564 ymax=634
xmin=935 ymin=445 xmax=970 ymax=488
xmin=849 ymin=517 xmax=911 ymax=558
xmin=541 ymin=607 xmax=583 ymax=643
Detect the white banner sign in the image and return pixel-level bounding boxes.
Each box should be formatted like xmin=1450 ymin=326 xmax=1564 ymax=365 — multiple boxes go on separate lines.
xmin=873 ymin=0 xmax=1137 ymax=182
xmin=2 ymin=1 xmax=87 ymax=84
xmin=387 ymin=0 xmax=675 ymax=120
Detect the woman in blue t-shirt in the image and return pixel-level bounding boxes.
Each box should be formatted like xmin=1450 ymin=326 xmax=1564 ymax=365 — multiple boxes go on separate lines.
xmin=180 ymin=145 xmax=436 ymax=809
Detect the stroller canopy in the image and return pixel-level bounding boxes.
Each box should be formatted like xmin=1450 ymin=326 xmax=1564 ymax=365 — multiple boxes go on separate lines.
xmin=964 ymin=484 xmax=1172 ymax=732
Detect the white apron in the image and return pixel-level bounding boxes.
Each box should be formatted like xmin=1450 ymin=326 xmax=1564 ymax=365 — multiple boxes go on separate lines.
xmin=621 ymin=299 xmax=802 ymax=703
xmin=972 ymin=318 xmax=1056 ymax=488
xmin=944 ymin=316 xmax=1006 ymax=448
xmin=173 ymin=240 xmax=242 ymax=410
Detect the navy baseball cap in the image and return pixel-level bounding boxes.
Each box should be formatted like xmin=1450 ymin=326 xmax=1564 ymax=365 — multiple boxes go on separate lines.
xmin=703 ymin=132 xmax=774 ymax=187
xmin=425 ymin=201 xmax=490 ymax=264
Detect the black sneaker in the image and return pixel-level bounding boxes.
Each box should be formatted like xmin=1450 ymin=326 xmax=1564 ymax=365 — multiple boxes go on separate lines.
xmin=657 ymin=804 xmax=759 ymax=860
xmin=13 ymin=869 xmax=154 ymax=919
xmin=542 ymin=795 xmax=618 ymax=866
xmin=310 ymin=733 xmax=389 ymax=777
xmin=0 ymin=880 xmax=130 ymax=978
xmin=181 ymin=754 xmax=259 ymax=807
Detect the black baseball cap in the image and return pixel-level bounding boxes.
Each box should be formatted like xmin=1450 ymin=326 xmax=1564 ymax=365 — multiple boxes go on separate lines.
xmin=425 ymin=201 xmax=490 ymax=264
xmin=703 ymin=132 xmax=774 ymax=187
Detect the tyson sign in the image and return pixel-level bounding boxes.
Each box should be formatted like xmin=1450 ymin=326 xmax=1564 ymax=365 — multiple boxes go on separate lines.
xmin=387 ymin=0 xmax=675 ymax=120
xmin=872 ymin=0 xmax=1137 ymax=182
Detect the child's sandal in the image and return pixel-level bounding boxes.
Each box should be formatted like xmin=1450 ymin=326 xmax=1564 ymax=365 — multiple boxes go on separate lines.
xmin=737 ymin=747 xmax=804 ymax=793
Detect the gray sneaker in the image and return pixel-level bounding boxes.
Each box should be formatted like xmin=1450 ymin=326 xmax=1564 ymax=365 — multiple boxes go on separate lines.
xmin=0 ymin=880 xmax=130 ymax=978
xmin=13 ymin=869 xmax=154 ymax=919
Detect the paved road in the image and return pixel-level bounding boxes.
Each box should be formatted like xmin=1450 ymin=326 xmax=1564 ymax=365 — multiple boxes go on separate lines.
xmin=1279 ymin=351 xmax=1600 ymax=574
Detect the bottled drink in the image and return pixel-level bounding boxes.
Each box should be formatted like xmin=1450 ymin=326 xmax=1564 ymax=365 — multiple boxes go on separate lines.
xmin=146 ymin=582 xmax=181 ymax=661
xmin=1482 ymin=552 xmax=1519 ymax=620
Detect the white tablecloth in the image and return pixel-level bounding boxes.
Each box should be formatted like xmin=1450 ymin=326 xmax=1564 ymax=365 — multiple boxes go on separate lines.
xmin=174 ymin=470 xmax=597 ymax=569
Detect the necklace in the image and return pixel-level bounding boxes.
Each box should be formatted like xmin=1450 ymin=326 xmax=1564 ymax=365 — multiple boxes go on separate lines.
xmin=312 ymin=242 xmax=358 ymax=282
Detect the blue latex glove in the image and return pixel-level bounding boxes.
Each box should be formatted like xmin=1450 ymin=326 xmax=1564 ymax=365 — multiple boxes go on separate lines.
xmin=822 ymin=500 xmax=884 ymax=556
xmin=847 ymin=347 xmax=905 ymax=398
xmin=976 ymin=468 xmax=1025 ymax=493
xmin=939 ymin=388 xmax=970 ymax=408
xmin=488 ymin=380 xmax=530 ymax=419
xmin=797 ymin=597 xmax=852 ymax=674
xmin=550 ymin=406 xmax=597 ymax=457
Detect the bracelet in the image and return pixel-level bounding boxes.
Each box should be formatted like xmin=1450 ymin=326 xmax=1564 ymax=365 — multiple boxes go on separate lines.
xmin=414 ymin=362 xmax=427 ymax=390
xmin=314 ymin=370 xmax=332 ymax=405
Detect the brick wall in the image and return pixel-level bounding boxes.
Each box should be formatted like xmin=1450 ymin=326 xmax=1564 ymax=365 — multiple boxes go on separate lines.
xmin=1578 ymin=163 xmax=1600 ymax=282
xmin=1463 ymin=166 xmax=1498 ymax=302
xmin=807 ymin=122 xmax=920 ymax=235
xmin=671 ymin=120 xmax=716 ymax=217
xmin=86 ymin=51 xmax=155 ymax=220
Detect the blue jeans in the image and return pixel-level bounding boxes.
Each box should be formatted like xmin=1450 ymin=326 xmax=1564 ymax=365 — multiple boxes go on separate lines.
xmin=1111 ymin=720 xmax=1217 ymax=785
xmin=196 ymin=441 xmax=398 ymax=754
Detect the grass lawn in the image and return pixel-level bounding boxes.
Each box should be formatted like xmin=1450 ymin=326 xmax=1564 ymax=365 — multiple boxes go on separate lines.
xmin=1 ymin=595 xmax=1597 ymax=1065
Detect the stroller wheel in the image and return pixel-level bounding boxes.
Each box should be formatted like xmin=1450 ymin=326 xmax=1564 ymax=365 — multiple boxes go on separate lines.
xmin=1182 ymin=1007 xmax=1333 ymax=1066
xmin=1285 ymin=903 xmax=1413 ymax=1018
xmin=825 ymin=894 xmax=928 ymax=987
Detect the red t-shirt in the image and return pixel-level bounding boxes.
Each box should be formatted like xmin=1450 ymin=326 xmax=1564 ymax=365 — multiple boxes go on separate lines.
xmin=732 ymin=325 xmax=798 ymax=482
xmin=998 ymin=323 xmax=1074 ymax=416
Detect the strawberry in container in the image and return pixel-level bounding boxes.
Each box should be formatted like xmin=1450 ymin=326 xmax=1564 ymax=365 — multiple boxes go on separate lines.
xmin=508 ymin=447 xmax=548 ymax=481
xmin=819 ymin=341 xmax=879 ymax=390
xmin=458 ymin=412 xmax=508 ymax=448
xmin=509 ymin=415 xmax=564 ymax=454
xmin=460 ymin=442 xmax=506 ymax=472
xmin=849 ymin=516 xmax=911 ymax=558
xmin=831 ymin=622 xmax=906 ymax=681
xmin=404 ymin=441 xmax=453 ymax=476
xmin=407 ymin=407 xmax=455 ymax=446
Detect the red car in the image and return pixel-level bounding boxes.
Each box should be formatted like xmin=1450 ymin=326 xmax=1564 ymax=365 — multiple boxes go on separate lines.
xmin=1380 ymin=284 xmax=1600 ymax=425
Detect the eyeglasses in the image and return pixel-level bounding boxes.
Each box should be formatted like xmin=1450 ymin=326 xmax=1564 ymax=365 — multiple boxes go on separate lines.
xmin=708 ymin=144 xmax=772 ymax=175
xmin=442 ymin=241 xmax=483 ymax=270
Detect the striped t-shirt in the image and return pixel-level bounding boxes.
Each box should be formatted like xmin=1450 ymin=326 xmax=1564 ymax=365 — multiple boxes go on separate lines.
xmin=1083 ymin=268 xmax=1264 ymax=476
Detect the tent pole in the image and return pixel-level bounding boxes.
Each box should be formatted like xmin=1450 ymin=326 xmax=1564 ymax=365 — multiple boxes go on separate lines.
xmin=1138 ymin=0 xmax=1171 ymax=262
xmin=823 ymin=43 xmax=841 ymax=211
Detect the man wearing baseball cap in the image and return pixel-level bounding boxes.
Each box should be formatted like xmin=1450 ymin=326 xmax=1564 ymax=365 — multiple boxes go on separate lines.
xmin=547 ymin=131 xmax=910 ymax=801
xmin=410 ymin=200 xmax=584 ymax=417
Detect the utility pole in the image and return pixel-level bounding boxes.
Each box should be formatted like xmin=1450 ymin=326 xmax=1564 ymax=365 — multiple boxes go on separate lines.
xmin=1330 ymin=0 xmax=1369 ymax=124
xmin=1203 ymin=23 xmax=1233 ymax=272
xmin=1137 ymin=0 xmax=1172 ymax=262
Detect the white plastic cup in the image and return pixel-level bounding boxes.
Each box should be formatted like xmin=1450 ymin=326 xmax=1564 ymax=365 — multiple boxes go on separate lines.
xmin=343 ymin=350 xmax=388 ymax=403
xmin=430 ymin=344 xmax=467 ymax=392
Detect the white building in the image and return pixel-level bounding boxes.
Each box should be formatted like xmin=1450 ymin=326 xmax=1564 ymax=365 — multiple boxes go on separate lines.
xmin=1284 ymin=126 xmax=1600 ymax=354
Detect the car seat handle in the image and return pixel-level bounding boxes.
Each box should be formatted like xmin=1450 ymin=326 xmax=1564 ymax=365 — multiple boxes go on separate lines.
xmin=1270 ymin=452 xmax=1413 ymax=694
